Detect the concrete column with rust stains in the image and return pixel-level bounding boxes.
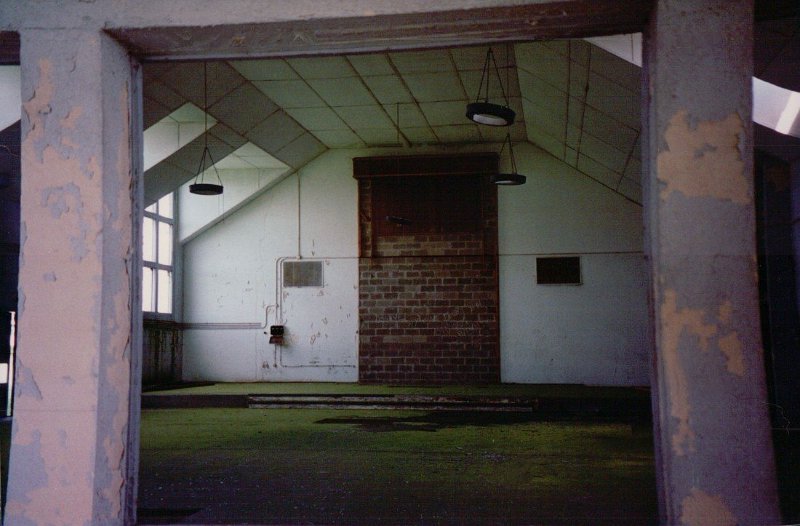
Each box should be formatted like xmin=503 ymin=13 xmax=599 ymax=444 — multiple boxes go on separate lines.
xmin=4 ymin=29 xmax=139 ymax=525
xmin=644 ymin=0 xmax=781 ymax=524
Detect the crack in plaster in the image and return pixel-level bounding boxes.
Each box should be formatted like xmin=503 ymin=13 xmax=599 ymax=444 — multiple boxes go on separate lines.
xmin=680 ymin=488 xmax=736 ymax=526
xmin=657 ymin=110 xmax=750 ymax=205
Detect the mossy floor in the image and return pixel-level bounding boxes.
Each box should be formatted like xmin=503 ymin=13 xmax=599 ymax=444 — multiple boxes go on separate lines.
xmin=138 ymin=408 xmax=657 ymax=525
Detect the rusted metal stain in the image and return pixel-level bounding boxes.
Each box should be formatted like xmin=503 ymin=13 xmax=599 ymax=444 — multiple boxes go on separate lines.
xmin=680 ymin=488 xmax=736 ymax=526
xmin=657 ymin=110 xmax=750 ymax=205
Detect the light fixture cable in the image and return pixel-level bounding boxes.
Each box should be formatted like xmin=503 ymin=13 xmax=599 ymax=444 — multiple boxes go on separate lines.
xmin=466 ymin=47 xmax=516 ymax=126
xmin=190 ymin=61 xmax=224 ymax=195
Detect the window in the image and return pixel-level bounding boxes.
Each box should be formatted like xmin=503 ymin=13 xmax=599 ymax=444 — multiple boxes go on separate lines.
xmin=143 ymin=194 xmax=174 ymax=315
xmin=536 ymin=256 xmax=581 ymax=285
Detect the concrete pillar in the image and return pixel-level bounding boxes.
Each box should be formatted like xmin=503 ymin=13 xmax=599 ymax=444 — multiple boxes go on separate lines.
xmin=644 ymin=1 xmax=781 ymax=524
xmin=5 ymin=29 xmax=140 ymax=525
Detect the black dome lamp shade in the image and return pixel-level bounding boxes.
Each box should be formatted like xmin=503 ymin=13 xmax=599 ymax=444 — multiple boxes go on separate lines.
xmin=466 ymin=47 xmax=516 ymax=127
xmin=189 ymin=145 xmax=223 ymax=196
xmin=490 ymin=133 xmax=526 ymax=185
xmin=189 ymin=62 xmax=224 ymax=196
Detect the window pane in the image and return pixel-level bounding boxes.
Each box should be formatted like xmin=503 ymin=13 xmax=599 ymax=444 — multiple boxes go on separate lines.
xmin=157 ymin=269 xmax=172 ymax=314
xmin=158 ymin=194 xmax=173 ymax=219
xmin=145 ymin=202 xmax=157 ymax=214
xmin=158 ymin=222 xmax=173 ymax=266
xmin=143 ymin=217 xmax=156 ymax=262
xmin=142 ymin=267 xmax=155 ymax=312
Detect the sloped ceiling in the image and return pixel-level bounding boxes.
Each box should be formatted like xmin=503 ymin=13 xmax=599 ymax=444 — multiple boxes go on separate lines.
xmin=143 ymin=40 xmax=642 ymax=205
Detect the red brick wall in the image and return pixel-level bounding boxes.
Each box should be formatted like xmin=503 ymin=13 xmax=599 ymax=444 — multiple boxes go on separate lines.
xmin=355 ymin=154 xmax=499 ymax=384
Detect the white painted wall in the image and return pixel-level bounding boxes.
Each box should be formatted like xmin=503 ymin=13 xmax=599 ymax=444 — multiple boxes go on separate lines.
xmin=182 ymin=144 xmax=648 ymax=385
xmin=498 ymin=142 xmax=647 ymax=385
xmin=182 ymin=149 xmax=360 ymax=382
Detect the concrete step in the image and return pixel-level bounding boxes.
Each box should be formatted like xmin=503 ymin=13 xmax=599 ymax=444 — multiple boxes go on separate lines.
xmin=247 ymin=394 xmax=535 ymax=412
xmin=143 ymin=392 xmax=651 ymax=420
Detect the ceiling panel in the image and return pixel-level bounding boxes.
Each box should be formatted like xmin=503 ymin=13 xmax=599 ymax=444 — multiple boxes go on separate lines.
xmin=565 ymin=146 xmax=579 ymax=166
xmin=287 ymin=56 xmax=356 ymax=79
xmin=576 ymin=153 xmax=622 ymax=189
xmin=208 ymin=82 xmax=278 ymax=135
xmin=403 ymin=72 xmax=467 ymax=102
xmin=586 ymin=72 xmax=640 ymax=129
xmin=581 ymin=105 xmax=638 ymax=154
xmin=209 ymin=123 xmax=248 ymax=149
xmin=159 ymin=61 xmax=246 ymax=109
xmin=165 ymin=131 xmax=240 ymax=174
xmin=402 ymin=126 xmax=439 ymax=144
xmin=382 ymin=103 xmax=429 ymax=129
xmin=617 ymin=177 xmax=642 ymax=203
xmin=346 ymin=54 xmax=395 ymax=77
xmin=230 ymin=142 xmax=289 ymax=169
xmin=357 ymin=128 xmax=403 ymax=146
xmin=590 ymin=50 xmax=640 ymax=93
xmin=578 ymin=133 xmax=629 ymax=174
xmin=312 ymin=129 xmax=365 ymax=148
xmin=246 ymin=111 xmax=306 ymax=152
xmin=432 ymin=124 xmax=481 ymax=143
xmin=418 ymin=100 xmax=469 ymax=127
xmin=335 ymin=105 xmax=395 ymax=130
xmin=144 ymin=40 xmax=644 ymax=205
xmin=143 ymin=79 xmax=186 ymax=114
xmin=525 ymin=126 xmax=564 ymax=160
xmin=449 ymin=45 xmax=512 ymax=72
xmin=361 ymin=75 xmax=414 ymax=104
xmin=274 ymin=133 xmax=327 ymax=167
xmin=143 ymin=97 xmax=173 ymax=129
xmin=253 ymin=80 xmax=327 ymax=108
xmin=389 ymin=50 xmax=455 ymax=75
xmin=518 ymin=69 xmax=568 ymax=109
xmin=477 ymin=123 xmax=527 ymax=144
xmin=458 ymin=69 xmax=519 ymax=101
xmin=516 ymin=43 xmax=570 ymax=88
xmin=231 ymin=59 xmax=298 ymax=81
xmin=284 ymin=107 xmax=350 ymax=131
xmin=144 ymin=161 xmax=194 ymax=206
xmin=307 ymin=77 xmax=374 ymax=107
xmin=522 ymin=98 xmax=566 ymax=142
xmin=565 ymin=123 xmax=582 ymax=150
xmin=624 ymin=157 xmax=641 ymax=180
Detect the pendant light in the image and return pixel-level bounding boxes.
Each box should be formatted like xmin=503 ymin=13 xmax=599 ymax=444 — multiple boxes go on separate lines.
xmin=466 ymin=47 xmax=515 ymax=126
xmin=491 ymin=133 xmax=526 ymax=185
xmin=189 ymin=62 xmax=224 ymax=196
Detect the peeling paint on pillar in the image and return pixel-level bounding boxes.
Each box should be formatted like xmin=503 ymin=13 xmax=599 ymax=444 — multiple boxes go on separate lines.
xmin=93 ymin=79 xmax=136 ymax=522
xmin=680 ymin=488 xmax=736 ymax=526
xmin=646 ymin=0 xmax=780 ymax=523
xmin=6 ymin=29 xmax=136 ymax=526
xmin=657 ymin=110 xmax=750 ymax=205
xmin=659 ymin=289 xmax=715 ymax=456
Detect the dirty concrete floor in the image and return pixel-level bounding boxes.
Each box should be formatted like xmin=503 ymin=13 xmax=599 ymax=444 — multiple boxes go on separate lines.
xmin=137 ymin=408 xmax=658 ymax=525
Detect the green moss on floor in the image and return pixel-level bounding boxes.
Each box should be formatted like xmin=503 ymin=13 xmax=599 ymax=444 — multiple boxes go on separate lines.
xmin=139 ymin=408 xmax=657 ymax=525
